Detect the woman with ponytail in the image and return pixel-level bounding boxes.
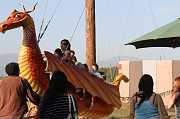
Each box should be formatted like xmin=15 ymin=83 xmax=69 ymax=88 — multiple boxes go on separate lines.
xmin=130 ymin=74 xmax=169 ymax=119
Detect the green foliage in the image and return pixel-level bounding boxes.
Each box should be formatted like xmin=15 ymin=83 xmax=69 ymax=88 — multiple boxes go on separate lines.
xmin=99 ymin=66 xmax=118 ymax=82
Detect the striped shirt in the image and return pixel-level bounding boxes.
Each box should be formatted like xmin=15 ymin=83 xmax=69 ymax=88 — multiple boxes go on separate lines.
xmin=39 ymin=95 xmax=76 ymax=119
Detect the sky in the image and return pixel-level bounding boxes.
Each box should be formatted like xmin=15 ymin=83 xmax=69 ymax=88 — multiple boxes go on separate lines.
xmin=1 ymin=0 xmax=180 ymax=64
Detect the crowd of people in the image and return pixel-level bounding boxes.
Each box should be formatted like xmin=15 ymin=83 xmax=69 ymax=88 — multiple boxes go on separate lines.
xmin=130 ymin=74 xmax=169 ymax=119
xmin=0 ymin=62 xmax=40 ymax=119
xmin=1 ymin=39 xmax=180 ymax=119
xmin=0 ymin=39 xmax=104 ymax=119
xmin=0 ymin=62 xmax=78 ymax=119
xmin=39 ymin=71 xmax=78 ymax=119
xmin=54 ymin=39 xmax=105 ymax=79
xmin=129 ymin=74 xmax=180 ymax=119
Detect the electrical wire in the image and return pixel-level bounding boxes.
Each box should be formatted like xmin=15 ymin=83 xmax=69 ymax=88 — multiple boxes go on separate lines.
xmin=38 ymin=0 xmax=63 ymax=43
xmin=69 ymin=7 xmax=85 ymax=42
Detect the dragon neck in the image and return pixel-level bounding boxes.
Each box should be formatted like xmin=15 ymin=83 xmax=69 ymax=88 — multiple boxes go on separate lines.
xmin=22 ymin=21 xmax=38 ymax=48
xmin=112 ymin=73 xmax=129 ymax=87
xmin=18 ymin=19 xmax=47 ymax=94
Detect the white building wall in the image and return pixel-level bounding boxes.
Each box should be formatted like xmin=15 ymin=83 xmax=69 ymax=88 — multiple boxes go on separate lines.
xmin=156 ymin=60 xmax=172 ymax=93
xmin=143 ymin=60 xmax=157 ymax=92
xmin=172 ymin=60 xmax=180 ymax=81
xmin=129 ymin=61 xmax=143 ymax=96
xmin=118 ymin=60 xmax=143 ymax=97
xmin=118 ymin=59 xmax=180 ymax=105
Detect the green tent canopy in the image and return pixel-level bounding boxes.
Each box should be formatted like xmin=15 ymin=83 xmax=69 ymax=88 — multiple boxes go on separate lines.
xmin=126 ymin=18 xmax=180 ymax=49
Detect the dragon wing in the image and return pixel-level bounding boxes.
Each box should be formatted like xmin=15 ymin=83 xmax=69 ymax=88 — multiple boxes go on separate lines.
xmin=44 ymin=51 xmax=121 ymax=108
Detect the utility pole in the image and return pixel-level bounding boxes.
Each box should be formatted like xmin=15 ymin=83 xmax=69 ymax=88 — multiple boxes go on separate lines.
xmin=86 ymin=0 xmax=96 ymax=67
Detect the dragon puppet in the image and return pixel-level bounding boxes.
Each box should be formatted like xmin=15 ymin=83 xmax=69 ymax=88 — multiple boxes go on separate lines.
xmin=0 ymin=8 xmax=129 ymax=118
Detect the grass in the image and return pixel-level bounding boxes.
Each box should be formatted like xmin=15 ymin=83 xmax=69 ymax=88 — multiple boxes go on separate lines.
xmin=104 ymin=103 xmax=130 ymax=119
xmin=22 ymin=103 xmax=175 ymax=119
xmin=0 ymin=74 xmax=175 ymax=119
xmin=104 ymin=103 xmax=175 ymax=119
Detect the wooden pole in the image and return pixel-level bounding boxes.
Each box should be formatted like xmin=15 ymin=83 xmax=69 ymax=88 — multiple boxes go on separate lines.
xmin=86 ymin=0 xmax=96 ymax=67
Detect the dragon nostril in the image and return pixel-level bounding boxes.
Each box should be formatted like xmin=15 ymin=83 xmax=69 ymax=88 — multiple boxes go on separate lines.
xmin=1 ymin=24 xmax=7 ymax=29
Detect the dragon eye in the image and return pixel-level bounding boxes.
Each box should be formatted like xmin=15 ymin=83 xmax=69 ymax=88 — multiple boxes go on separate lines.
xmin=15 ymin=14 xmax=20 ymax=18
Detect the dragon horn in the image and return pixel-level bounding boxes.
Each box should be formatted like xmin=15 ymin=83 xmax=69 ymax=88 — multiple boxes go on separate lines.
xmin=26 ymin=2 xmax=38 ymax=14
xmin=23 ymin=5 xmax=27 ymax=12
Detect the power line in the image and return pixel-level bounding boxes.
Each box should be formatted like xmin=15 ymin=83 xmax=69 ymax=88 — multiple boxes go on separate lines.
xmin=37 ymin=0 xmax=48 ymax=42
xmin=70 ymin=7 xmax=85 ymax=42
xmin=147 ymin=0 xmax=158 ymax=28
xmin=17 ymin=0 xmax=24 ymax=8
xmin=38 ymin=0 xmax=63 ymax=43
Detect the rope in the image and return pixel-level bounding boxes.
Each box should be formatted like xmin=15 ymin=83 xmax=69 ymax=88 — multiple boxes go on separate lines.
xmin=69 ymin=7 xmax=85 ymax=42
xmin=17 ymin=0 xmax=24 ymax=8
xmin=147 ymin=0 xmax=158 ymax=28
xmin=119 ymin=0 xmax=134 ymax=44
xmin=37 ymin=0 xmax=48 ymax=42
xmin=38 ymin=0 xmax=63 ymax=43
xmin=62 ymin=1 xmax=85 ymax=52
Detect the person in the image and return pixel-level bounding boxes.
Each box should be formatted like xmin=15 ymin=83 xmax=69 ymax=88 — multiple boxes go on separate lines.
xmin=75 ymin=62 xmax=85 ymax=69
xmin=70 ymin=50 xmax=75 ymax=58
xmin=83 ymin=63 xmax=89 ymax=71
xmin=54 ymin=48 xmax=63 ymax=58
xmin=130 ymin=74 xmax=169 ymax=119
xmin=54 ymin=39 xmax=71 ymax=59
xmin=168 ymin=76 xmax=180 ymax=119
xmin=71 ymin=56 xmax=77 ymax=64
xmin=39 ymin=71 xmax=78 ymax=119
xmin=60 ymin=39 xmax=71 ymax=53
xmin=62 ymin=50 xmax=75 ymax=65
xmin=70 ymin=50 xmax=77 ymax=64
xmin=89 ymin=64 xmax=103 ymax=78
xmin=55 ymin=39 xmax=71 ymax=54
xmin=0 ymin=62 xmax=40 ymax=119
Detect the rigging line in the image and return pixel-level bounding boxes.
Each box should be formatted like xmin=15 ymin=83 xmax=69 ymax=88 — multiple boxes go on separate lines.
xmin=17 ymin=0 xmax=24 ymax=8
xmin=121 ymin=0 xmax=134 ymax=43
xmin=37 ymin=18 xmax=45 ymax=42
xmin=37 ymin=0 xmax=49 ymax=42
xmin=38 ymin=0 xmax=63 ymax=43
xmin=69 ymin=7 xmax=85 ymax=42
xmin=147 ymin=0 xmax=157 ymax=27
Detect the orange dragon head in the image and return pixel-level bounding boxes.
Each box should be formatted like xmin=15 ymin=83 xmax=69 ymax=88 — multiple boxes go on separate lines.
xmin=0 ymin=4 xmax=37 ymax=33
